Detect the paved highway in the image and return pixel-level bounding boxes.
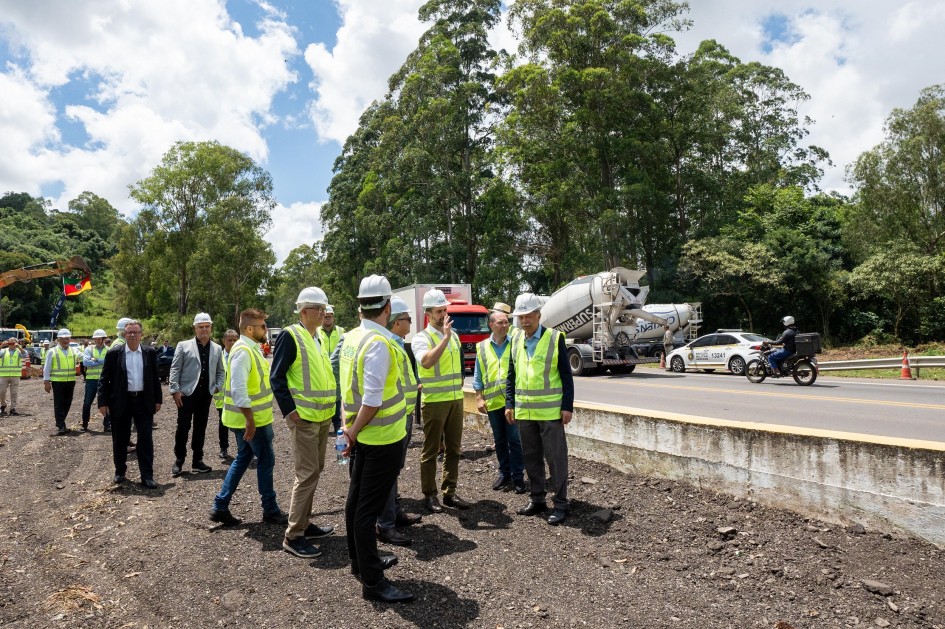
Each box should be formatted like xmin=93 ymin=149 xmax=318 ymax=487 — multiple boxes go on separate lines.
xmin=570 ymin=369 xmax=945 ymax=443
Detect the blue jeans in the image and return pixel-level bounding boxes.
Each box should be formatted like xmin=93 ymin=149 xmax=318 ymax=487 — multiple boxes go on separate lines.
xmin=81 ymin=378 xmax=98 ymax=426
xmin=213 ymin=422 xmax=280 ymax=516
xmin=768 ymin=348 xmax=794 ymax=373
xmin=487 ymin=407 xmax=525 ymax=481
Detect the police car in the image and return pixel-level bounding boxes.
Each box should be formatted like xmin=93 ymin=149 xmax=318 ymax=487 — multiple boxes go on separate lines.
xmin=666 ymin=330 xmax=770 ymax=376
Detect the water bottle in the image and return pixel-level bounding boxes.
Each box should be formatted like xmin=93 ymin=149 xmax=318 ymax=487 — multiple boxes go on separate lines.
xmin=335 ymin=429 xmax=349 ymax=465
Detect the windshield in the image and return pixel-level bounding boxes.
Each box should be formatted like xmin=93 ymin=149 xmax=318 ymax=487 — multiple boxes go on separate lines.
xmin=449 ymin=314 xmax=490 ymax=335
xmin=740 ymin=334 xmax=769 ymax=342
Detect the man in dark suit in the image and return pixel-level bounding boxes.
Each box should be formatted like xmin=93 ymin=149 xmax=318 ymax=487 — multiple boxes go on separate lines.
xmin=98 ymin=319 xmax=163 ymax=488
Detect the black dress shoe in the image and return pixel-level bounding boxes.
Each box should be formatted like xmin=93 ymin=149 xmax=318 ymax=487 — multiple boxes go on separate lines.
xmin=210 ymin=509 xmax=242 ymax=526
xmin=492 ymin=475 xmax=511 ymax=491
xmin=113 ymin=474 xmax=126 ymax=485
xmin=351 ymin=554 xmax=399 ymax=576
xmin=395 ymin=511 xmax=422 ymax=527
xmin=424 ymin=496 xmax=443 ymax=513
xmin=517 ymin=501 xmax=548 ymax=516
xmin=192 ymin=460 xmax=212 ymax=473
xmin=141 ymin=479 xmax=158 ymax=489
xmin=376 ymin=527 xmax=412 ymax=546
xmin=362 ymin=578 xmax=414 ymax=603
xmin=547 ymin=509 xmax=568 ymax=525
xmin=263 ymin=510 xmax=289 ymax=525
xmin=172 ymin=460 xmax=183 ymax=476
xmin=443 ymin=495 xmax=471 ymax=510
xmin=513 ymin=480 xmax=528 ymax=494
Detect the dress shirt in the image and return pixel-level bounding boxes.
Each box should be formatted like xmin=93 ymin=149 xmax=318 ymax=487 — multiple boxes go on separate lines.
xmin=472 ymin=333 xmax=509 ymax=391
xmin=409 ymin=324 xmax=443 ymax=364
xmin=196 ymin=339 xmax=211 ymax=392
xmin=125 ymin=344 xmax=144 ymax=391
xmin=359 ymin=319 xmax=397 ymax=408
xmin=43 ymin=345 xmax=74 ymax=380
xmin=229 ymin=335 xmax=266 ymax=409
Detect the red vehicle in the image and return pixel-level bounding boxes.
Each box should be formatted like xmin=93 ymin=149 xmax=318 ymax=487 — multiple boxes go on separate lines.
xmin=392 ymin=284 xmax=491 ymax=374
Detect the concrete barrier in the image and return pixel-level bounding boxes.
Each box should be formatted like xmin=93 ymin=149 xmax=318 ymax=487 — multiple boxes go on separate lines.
xmin=462 ymin=390 xmax=945 ymax=547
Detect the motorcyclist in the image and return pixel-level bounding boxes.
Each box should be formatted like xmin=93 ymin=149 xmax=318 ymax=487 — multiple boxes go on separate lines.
xmin=768 ymin=316 xmax=798 ymax=376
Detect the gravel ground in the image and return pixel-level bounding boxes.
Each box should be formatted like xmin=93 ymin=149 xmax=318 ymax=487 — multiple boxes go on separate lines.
xmin=0 ymin=377 xmax=943 ymax=629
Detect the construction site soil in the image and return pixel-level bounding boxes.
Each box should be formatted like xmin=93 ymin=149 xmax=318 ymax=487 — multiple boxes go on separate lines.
xmin=0 ymin=377 xmax=942 ymax=629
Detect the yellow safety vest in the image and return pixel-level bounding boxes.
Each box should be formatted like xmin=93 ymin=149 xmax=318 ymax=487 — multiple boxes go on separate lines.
xmin=40 ymin=348 xmax=48 ymax=362
xmin=340 ymin=326 xmax=406 ymax=446
xmin=512 ymin=327 xmax=564 ymax=421
xmin=415 ymin=327 xmax=463 ymax=403
xmin=84 ymin=345 xmax=107 ymax=380
xmin=222 ymin=341 xmax=274 ymax=429
xmin=111 ymin=339 xmax=126 ymax=349
xmin=476 ymin=337 xmax=511 ymax=412
xmin=48 ymin=346 xmax=77 ymax=383
xmin=0 ymin=348 xmax=21 ymax=377
xmin=317 ymin=325 xmax=345 ymax=357
xmin=284 ymin=323 xmax=336 ymax=422
xmin=214 ymin=350 xmax=229 ymax=410
xmin=393 ymin=341 xmax=418 ymax=417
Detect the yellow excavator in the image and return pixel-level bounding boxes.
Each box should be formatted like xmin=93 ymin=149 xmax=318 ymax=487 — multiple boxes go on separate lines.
xmin=0 ymin=255 xmax=91 ymax=289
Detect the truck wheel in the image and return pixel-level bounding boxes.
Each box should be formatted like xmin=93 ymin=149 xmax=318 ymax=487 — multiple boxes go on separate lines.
xmin=609 ymin=364 xmax=636 ymax=374
xmin=568 ymin=347 xmax=586 ymax=376
xmin=670 ymin=356 xmax=685 ymax=373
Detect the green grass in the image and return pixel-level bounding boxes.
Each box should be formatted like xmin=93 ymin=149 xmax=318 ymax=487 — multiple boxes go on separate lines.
xmin=820 ymin=368 xmax=945 ymax=381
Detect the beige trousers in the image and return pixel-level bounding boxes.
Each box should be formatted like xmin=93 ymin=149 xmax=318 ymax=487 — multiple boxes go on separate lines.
xmin=419 ymin=398 xmax=464 ymax=497
xmin=285 ymin=418 xmax=331 ymax=539
xmin=0 ymin=376 xmax=18 ymax=409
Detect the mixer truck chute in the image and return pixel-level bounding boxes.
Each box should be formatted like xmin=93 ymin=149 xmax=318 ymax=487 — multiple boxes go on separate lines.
xmin=538 ymin=268 xmax=700 ymax=376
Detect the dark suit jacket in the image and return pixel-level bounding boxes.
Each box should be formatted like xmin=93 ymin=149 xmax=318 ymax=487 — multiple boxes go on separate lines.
xmin=97 ymin=344 xmax=163 ymax=417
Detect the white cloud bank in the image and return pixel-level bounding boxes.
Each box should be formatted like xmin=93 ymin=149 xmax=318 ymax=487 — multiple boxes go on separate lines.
xmin=267 ymin=200 xmax=325 ymax=264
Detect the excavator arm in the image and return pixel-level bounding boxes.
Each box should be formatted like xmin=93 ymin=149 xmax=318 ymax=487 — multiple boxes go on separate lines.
xmin=0 ymin=256 xmax=91 ymax=289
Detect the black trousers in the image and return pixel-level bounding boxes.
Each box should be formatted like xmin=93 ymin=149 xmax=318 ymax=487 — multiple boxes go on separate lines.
xmin=112 ymin=394 xmax=154 ymax=480
xmin=216 ymin=406 xmax=229 ymax=452
xmin=174 ymin=388 xmax=212 ymax=463
xmin=345 ymin=439 xmax=402 ymax=586
xmin=51 ymin=381 xmax=76 ymax=430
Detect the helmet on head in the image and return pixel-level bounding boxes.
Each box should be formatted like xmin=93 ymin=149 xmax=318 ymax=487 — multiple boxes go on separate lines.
xmin=193 ymin=312 xmax=212 ymax=326
xmin=43 ymin=340 xmax=50 ymax=346
xmin=295 ymin=287 xmax=328 ymax=313
xmin=782 ymin=316 xmax=795 ymax=326
xmin=513 ymin=293 xmax=543 ymax=315
xmin=325 ymin=305 xmax=334 ymax=314
xmin=116 ymin=317 xmax=132 ymax=331
xmin=57 ymin=328 xmax=72 ymax=338
xmin=491 ymin=302 xmax=512 ymax=314
xmin=92 ymin=329 xmax=107 ymax=339
xmin=422 ymin=289 xmax=450 ymax=309
xmin=388 ymin=297 xmax=410 ymax=325
xmin=357 ymin=275 xmax=392 ymax=307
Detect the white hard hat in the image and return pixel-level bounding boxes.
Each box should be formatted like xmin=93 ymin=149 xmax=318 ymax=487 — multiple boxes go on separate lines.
xmin=422 ymin=289 xmax=450 ymax=309
xmin=388 ymin=297 xmax=409 ymax=324
xmin=43 ymin=340 xmax=50 ymax=345
xmin=116 ymin=317 xmax=132 ymax=331
xmin=513 ymin=293 xmax=543 ymax=315
xmin=357 ymin=275 xmax=392 ymax=302
xmin=782 ymin=315 xmax=795 ymax=326
xmin=295 ymin=286 xmax=328 ymax=312
xmin=92 ymin=329 xmax=107 ymax=339
xmin=325 ymin=305 xmax=334 ymax=314
xmin=57 ymin=328 xmax=72 ymax=338
xmin=193 ymin=312 xmax=212 ymax=325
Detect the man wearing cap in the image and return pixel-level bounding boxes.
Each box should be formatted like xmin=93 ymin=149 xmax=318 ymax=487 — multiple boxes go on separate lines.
xmin=317 ymin=305 xmax=345 ymax=434
xmin=340 ymin=275 xmax=413 ymax=603
xmin=0 ymin=337 xmax=22 ymax=417
xmin=271 ymin=287 xmax=337 ymax=559
xmin=474 ymin=310 xmax=527 ymax=494
xmin=505 ymin=293 xmax=575 ymax=525
xmin=170 ymin=313 xmax=225 ymax=476
xmin=98 ymin=319 xmax=163 ymax=488
xmin=413 ymin=289 xmax=470 ymax=513
xmin=374 ymin=296 xmax=422 ymax=547
xmin=43 ymin=329 xmax=79 ymax=435
xmin=81 ymin=329 xmax=110 ymax=431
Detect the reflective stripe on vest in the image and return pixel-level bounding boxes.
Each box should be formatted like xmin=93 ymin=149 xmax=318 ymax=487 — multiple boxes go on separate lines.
xmin=512 ymin=328 xmax=564 ymax=420
xmin=339 ymin=326 xmax=407 ymax=445
xmin=0 ymin=348 xmax=22 ymax=377
xmin=477 ymin=338 xmax=510 ymax=412
xmin=285 ymin=323 xmax=336 ymax=421
xmin=393 ymin=342 xmax=418 ymax=417
xmin=84 ymin=345 xmax=107 ymax=380
xmin=214 ymin=350 xmax=230 ymax=410
xmin=416 ymin=328 xmax=463 ymax=402
xmin=221 ymin=341 xmax=274 ymax=428
xmin=49 ymin=346 xmax=77 ymax=382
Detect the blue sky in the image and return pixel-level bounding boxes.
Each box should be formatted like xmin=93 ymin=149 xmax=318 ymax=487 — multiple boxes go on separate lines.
xmin=1 ymin=0 xmax=943 ymax=264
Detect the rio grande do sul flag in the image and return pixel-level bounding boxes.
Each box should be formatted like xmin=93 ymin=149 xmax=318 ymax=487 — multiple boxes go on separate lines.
xmin=64 ymin=274 xmax=92 ymax=296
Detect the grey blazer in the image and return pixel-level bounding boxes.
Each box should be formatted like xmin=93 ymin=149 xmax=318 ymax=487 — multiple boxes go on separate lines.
xmin=169 ymin=338 xmax=224 ymax=397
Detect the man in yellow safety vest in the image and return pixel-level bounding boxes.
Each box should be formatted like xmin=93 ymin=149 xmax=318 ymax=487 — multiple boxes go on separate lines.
xmin=0 ymin=337 xmax=22 ymax=417
xmin=317 ymin=304 xmax=345 ymax=434
xmin=81 ymin=329 xmax=110 ymax=431
xmin=43 ymin=328 xmax=79 ymax=435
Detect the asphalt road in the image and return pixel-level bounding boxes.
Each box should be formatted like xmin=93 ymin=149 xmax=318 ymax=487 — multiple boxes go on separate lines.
xmin=569 ymin=368 xmax=945 ymax=444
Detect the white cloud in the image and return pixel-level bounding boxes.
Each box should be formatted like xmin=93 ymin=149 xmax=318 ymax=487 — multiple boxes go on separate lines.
xmin=267 ymin=200 xmax=325 ymax=264
xmin=0 ymin=0 xmax=298 ymax=214
xmin=305 ymin=0 xmax=426 ymax=145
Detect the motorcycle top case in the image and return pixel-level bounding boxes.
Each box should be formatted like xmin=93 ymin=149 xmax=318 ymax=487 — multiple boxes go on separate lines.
xmin=795 ymin=333 xmax=821 ymax=356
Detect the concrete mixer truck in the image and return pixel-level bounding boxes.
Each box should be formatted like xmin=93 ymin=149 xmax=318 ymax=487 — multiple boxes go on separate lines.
xmin=538 ymin=268 xmax=700 ymax=376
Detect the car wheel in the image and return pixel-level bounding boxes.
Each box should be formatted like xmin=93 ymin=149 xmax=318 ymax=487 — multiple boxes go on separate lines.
xmin=728 ymin=355 xmax=747 ymax=376
xmin=670 ymin=356 xmax=685 ymax=373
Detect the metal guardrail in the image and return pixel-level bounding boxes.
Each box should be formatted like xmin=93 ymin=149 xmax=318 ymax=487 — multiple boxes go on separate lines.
xmin=818 ymin=355 xmax=945 ymax=376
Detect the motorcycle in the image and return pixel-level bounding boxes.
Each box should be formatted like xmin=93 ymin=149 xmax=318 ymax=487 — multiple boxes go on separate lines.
xmin=744 ymin=342 xmax=818 ymax=386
